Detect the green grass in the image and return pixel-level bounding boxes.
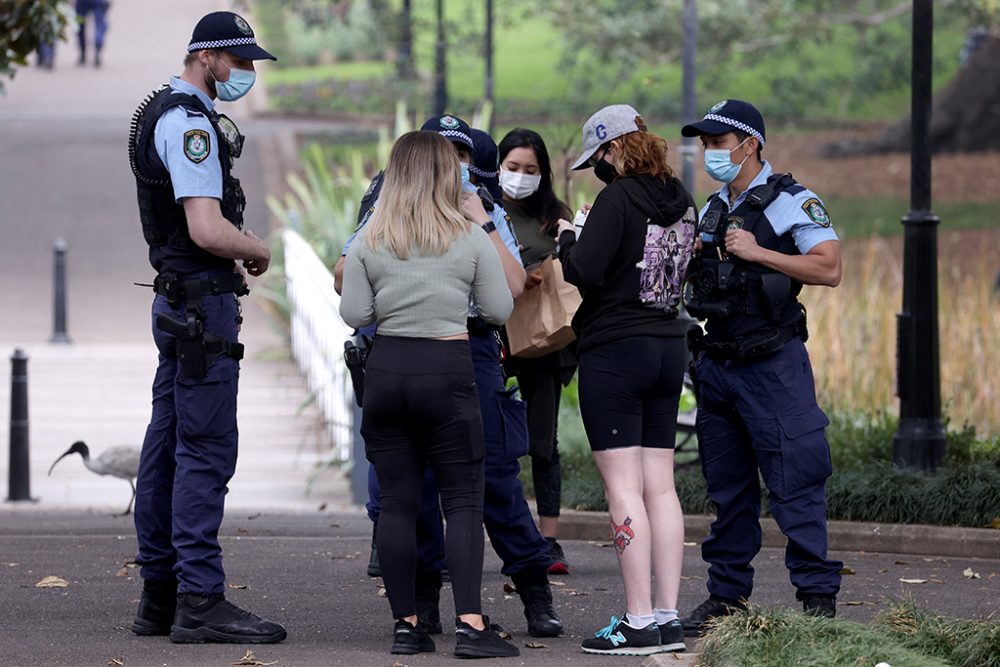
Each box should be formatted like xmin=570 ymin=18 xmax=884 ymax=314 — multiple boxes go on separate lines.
xmin=824 ymin=196 xmax=996 ymax=239
xmin=266 ymin=61 xmax=394 ymax=86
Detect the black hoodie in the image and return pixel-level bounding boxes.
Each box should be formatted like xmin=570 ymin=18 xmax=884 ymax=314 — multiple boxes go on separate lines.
xmin=558 ymin=174 xmax=694 ymax=353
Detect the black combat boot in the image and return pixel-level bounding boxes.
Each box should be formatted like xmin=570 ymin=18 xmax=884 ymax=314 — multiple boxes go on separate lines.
xmin=170 ymin=593 xmax=287 ymax=644
xmin=131 ymin=579 xmax=177 ymax=636
xmin=680 ymin=595 xmax=747 ymax=637
xmin=802 ymin=594 xmax=837 ymax=618
xmin=512 ymin=570 xmax=563 ymax=638
xmin=415 ymin=570 xmax=443 ymax=634
xmin=367 ymin=521 xmax=381 ymax=578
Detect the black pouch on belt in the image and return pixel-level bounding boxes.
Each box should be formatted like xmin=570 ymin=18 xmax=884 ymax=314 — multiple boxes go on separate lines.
xmin=156 ymin=313 xmax=208 ymax=379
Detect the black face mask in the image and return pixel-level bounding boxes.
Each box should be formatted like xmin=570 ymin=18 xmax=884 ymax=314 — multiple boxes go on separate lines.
xmin=593 ymin=157 xmax=617 ymax=185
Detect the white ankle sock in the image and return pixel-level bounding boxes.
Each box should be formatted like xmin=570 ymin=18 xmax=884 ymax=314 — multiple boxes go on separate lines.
xmin=625 ymin=612 xmax=656 ymax=628
xmin=654 ymin=609 xmax=678 ymax=624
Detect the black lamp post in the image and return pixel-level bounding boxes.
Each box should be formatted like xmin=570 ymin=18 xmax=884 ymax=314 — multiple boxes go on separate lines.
xmin=892 ymin=0 xmax=946 ymax=471
xmin=434 ymin=0 xmax=447 ymax=115
xmin=679 ymin=0 xmax=698 ymax=195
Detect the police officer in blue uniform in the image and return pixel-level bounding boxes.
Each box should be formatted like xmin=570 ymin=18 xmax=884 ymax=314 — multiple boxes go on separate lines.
xmin=127 ymin=12 xmax=286 ymax=644
xmin=334 ymin=116 xmax=563 ymax=639
xmin=678 ymin=100 xmax=843 ymax=636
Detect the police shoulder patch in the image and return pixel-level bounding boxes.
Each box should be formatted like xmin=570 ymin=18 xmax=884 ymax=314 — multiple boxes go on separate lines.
xmin=801 ymin=197 xmax=831 ymax=227
xmin=184 ymin=129 xmax=211 ymax=164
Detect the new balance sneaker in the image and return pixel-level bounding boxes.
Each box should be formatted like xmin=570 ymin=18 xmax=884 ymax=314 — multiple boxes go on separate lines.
xmin=391 ymin=618 xmax=435 ymax=655
xmin=581 ymin=614 xmax=661 ymax=656
xmin=680 ymin=596 xmax=747 ymax=637
xmin=454 ymin=616 xmax=520 ymax=658
xmin=170 ymin=593 xmax=286 ymax=644
xmin=546 ymin=537 xmax=569 ymax=575
xmin=802 ymin=594 xmax=837 ymax=618
xmin=658 ymin=618 xmax=686 ymax=653
xmin=131 ymin=580 xmax=176 ymax=636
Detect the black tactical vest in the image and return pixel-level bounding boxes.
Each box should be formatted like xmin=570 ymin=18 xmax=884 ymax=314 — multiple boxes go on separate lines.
xmin=128 ymin=86 xmax=246 ymax=275
xmin=685 ymin=173 xmax=805 ymax=340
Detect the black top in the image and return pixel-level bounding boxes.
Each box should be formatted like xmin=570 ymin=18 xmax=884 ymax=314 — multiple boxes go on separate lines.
xmin=558 ymin=174 xmax=694 ymax=353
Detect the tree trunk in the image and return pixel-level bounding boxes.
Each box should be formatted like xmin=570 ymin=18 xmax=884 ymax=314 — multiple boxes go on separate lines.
xmin=822 ymin=35 xmax=1000 ymax=156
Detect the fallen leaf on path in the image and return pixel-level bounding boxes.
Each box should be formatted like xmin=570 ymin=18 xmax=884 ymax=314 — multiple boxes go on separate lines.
xmin=878 ymin=568 xmax=888 ymax=573
xmin=894 ymin=560 xmax=910 ymax=566
xmin=929 ymin=579 xmax=945 ymax=584
xmin=503 ymin=582 xmax=517 ymax=594
xmin=899 ymin=578 xmax=928 ymax=584
xmin=989 ymin=517 xmax=1000 ymax=530
xmin=963 ymin=567 xmax=981 ymax=579
xmin=108 ymin=659 xmax=124 ymax=666
xmin=497 ymin=629 xmax=512 ymax=640
xmin=549 ymin=581 xmax=566 ymax=587
xmin=377 ymin=586 xmax=387 ymax=598
xmin=568 ymin=591 xmax=590 ymax=597
xmin=840 ymin=566 xmax=856 ymax=575
xmin=390 ymin=662 xmax=410 ymax=667
xmin=525 ymin=642 xmax=547 ymax=649
xmin=247 ymin=513 xmax=261 ymax=520
xmin=231 ymin=649 xmax=277 ymax=666
xmin=989 ymin=573 xmax=997 ymax=580
xmin=844 ymin=601 xmax=864 ymax=606
xmin=228 ymin=582 xmax=249 ymax=590
xmin=6 ymin=563 xmax=18 ymax=567
xmin=594 ymin=587 xmax=608 ymax=592
xmin=35 ymin=576 xmax=69 ymax=588
xmin=317 ymin=503 xmax=328 ymax=511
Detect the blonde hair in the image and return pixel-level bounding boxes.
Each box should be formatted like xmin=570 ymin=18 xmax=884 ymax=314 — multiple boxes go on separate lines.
xmin=611 ymin=116 xmax=673 ymax=181
xmin=365 ymin=131 xmax=470 ymax=258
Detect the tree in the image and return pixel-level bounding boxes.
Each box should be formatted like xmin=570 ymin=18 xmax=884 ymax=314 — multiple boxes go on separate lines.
xmin=0 ymin=0 xmax=71 ymax=93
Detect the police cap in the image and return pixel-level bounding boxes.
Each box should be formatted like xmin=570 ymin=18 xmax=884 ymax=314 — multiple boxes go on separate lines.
xmin=188 ymin=11 xmax=277 ymax=61
xmin=469 ymin=128 xmax=503 ymax=202
xmin=682 ymin=99 xmax=765 ymax=146
xmin=420 ymin=115 xmax=475 ymax=152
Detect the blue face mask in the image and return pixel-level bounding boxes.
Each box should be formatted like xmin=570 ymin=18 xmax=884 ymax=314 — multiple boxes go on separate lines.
xmin=210 ymin=57 xmax=256 ymax=102
xmin=704 ymin=138 xmax=750 ymax=183
xmin=460 ymin=162 xmax=471 ymax=186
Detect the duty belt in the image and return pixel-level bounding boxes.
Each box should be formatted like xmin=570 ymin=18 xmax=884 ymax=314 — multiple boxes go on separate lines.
xmin=698 ymin=322 xmax=806 ymax=361
xmin=153 ymin=272 xmax=248 ymax=305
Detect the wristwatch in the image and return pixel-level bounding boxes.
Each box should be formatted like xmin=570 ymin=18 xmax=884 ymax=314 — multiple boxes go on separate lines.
xmin=481 ymin=220 xmax=497 ymax=234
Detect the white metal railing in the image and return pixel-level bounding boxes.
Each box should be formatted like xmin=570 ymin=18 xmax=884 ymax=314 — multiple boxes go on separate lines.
xmin=283 ymin=229 xmax=355 ymax=463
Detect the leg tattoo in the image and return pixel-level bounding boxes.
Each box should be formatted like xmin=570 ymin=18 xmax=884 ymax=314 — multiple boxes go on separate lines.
xmin=611 ymin=516 xmax=635 ymax=555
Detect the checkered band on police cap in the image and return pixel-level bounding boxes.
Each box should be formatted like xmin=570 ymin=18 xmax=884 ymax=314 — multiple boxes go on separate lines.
xmin=681 ymin=99 xmax=766 ymax=145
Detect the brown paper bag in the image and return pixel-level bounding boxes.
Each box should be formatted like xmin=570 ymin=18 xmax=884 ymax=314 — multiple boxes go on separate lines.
xmin=505 ymin=256 xmax=582 ymax=358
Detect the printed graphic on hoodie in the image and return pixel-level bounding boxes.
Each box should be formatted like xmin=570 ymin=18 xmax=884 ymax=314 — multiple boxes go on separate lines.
xmin=637 ymin=206 xmax=696 ymax=313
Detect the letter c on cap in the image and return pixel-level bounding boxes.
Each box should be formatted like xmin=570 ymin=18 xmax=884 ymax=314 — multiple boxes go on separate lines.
xmin=595 ymin=124 xmax=607 ymax=140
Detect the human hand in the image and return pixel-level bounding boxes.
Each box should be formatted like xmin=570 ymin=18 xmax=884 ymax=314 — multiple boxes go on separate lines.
xmin=461 ymin=191 xmax=489 ymax=225
xmin=724 ymin=228 xmax=762 ymax=262
xmin=243 ymin=229 xmax=270 ymax=276
xmin=581 ymin=203 xmax=592 ymax=213
xmin=556 ymin=218 xmax=574 ymax=237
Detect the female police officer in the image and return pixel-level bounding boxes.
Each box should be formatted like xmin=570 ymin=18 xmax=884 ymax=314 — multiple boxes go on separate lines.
xmin=128 ymin=12 xmax=284 ymax=644
xmin=679 ymin=99 xmax=843 ymax=636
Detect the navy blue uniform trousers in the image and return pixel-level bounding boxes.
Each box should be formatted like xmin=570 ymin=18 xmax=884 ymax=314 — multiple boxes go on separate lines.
xmin=694 ymin=338 xmax=842 ymax=601
xmin=367 ymin=331 xmax=551 ymax=576
xmin=134 ymin=287 xmax=241 ymax=595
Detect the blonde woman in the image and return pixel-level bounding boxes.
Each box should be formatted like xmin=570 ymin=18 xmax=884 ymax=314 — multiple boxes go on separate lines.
xmin=340 ymin=131 xmax=519 ymax=659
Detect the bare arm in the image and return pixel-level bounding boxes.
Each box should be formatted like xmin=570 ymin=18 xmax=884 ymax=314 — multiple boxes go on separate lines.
xmin=461 ymin=192 xmax=525 ymax=300
xmin=334 ymin=256 xmax=346 ymax=295
xmin=184 ymin=197 xmax=270 ymax=276
xmin=724 ymin=231 xmax=842 ymax=287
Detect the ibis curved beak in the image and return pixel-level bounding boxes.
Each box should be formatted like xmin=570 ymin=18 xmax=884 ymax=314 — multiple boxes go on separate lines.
xmin=47 ymin=449 xmax=74 ymax=476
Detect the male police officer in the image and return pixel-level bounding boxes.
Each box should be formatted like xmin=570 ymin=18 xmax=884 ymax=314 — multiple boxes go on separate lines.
xmin=128 ymin=12 xmax=285 ymax=644
xmin=334 ymin=116 xmax=563 ymax=639
xmin=679 ymin=100 xmax=843 ymax=636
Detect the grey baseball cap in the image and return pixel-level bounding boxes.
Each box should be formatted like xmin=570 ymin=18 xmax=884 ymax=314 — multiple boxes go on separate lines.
xmin=571 ymin=104 xmax=644 ymax=170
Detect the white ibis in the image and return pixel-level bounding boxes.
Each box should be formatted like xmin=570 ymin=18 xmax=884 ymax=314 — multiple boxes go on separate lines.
xmin=48 ymin=441 xmax=142 ymax=516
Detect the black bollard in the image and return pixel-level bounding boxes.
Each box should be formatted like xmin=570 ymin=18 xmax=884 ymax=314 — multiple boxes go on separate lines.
xmin=7 ymin=349 xmax=32 ymax=502
xmin=50 ymin=238 xmax=71 ymax=344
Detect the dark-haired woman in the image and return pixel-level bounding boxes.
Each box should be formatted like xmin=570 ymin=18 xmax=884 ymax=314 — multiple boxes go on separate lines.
xmin=559 ymin=106 xmax=696 ymax=656
xmin=497 ymin=128 xmax=577 ymax=575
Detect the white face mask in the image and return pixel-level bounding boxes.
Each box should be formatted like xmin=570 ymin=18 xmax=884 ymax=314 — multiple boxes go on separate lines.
xmin=499 ymin=168 xmax=542 ymax=200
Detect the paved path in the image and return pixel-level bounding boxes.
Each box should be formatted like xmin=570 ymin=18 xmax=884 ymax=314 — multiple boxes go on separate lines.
xmin=0 ymin=0 xmax=351 ymax=511
xmin=1 ymin=511 xmax=998 ymax=667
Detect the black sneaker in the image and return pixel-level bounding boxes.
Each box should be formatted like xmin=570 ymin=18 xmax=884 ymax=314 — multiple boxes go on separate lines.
xmin=391 ymin=619 xmax=435 ymax=655
xmin=802 ymin=594 xmax=837 ymax=618
xmin=170 ymin=593 xmax=287 ymax=644
xmin=517 ymin=583 xmax=563 ymax=637
xmin=680 ymin=596 xmax=747 ymax=637
xmin=131 ymin=580 xmax=176 ymax=636
xmin=454 ymin=616 xmax=519 ymax=658
xmin=581 ymin=614 xmax=661 ymax=656
xmin=415 ymin=570 xmax=443 ymax=634
xmin=546 ymin=538 xmax=569 ymax=575
xmin=658 ymin=618 xmax=686 ymax=652
xmin=367 ymin=522 xmax=382 ymax=578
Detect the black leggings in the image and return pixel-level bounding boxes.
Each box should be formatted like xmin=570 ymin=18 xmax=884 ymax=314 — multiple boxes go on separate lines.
xmin=361 ymin=336 xmax=486 ymax=619
xmin=516 ymin=368 xmax=564 ymax=518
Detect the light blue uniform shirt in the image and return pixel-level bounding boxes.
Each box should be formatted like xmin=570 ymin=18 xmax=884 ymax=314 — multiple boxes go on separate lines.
xmin=341 ymin=181 xmax=522 ymax=264
xmin=153 ymin=76 xmax=222 ymax=204
xmin=699 ymin=161 xmax=838 ymax=254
